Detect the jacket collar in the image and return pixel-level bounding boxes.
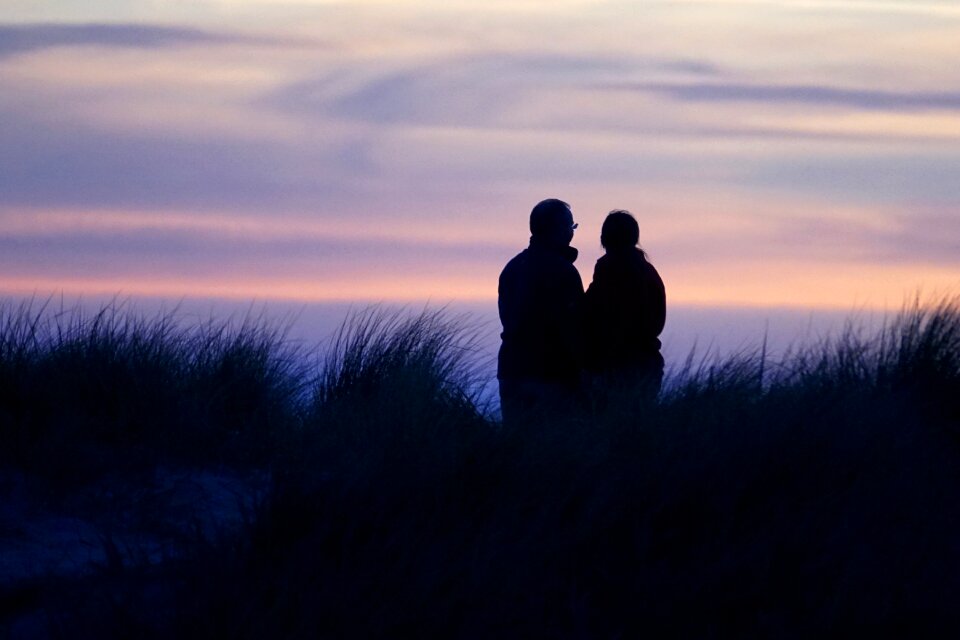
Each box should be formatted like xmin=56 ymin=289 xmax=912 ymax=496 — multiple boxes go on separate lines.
xmin=529 ymin=236 xmax=579 ymax=263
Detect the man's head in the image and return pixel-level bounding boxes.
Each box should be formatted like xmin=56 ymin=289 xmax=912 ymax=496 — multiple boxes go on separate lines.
xmin=530 ymin=198 xmax=577 ymax=246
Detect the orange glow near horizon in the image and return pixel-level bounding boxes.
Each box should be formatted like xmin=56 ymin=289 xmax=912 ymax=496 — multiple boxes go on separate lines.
xmin=3 ymin=259 xmax=957 ymax=312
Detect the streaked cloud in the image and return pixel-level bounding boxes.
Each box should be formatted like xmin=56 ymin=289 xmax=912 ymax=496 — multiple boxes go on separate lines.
xmin=270 ymin=53 xmax=719 ymax=128
xmin=0 ymin=102 xmax=369 ymax=211
xmin=0 ymin=210 xmax=515 ymax=246
xmin=0 ymin=22 xmax=278 ymax=59
xmin=667 ymin=0 xmax=960 ymax=17
xmin=617 ymin=82 xmax=960 ymax=112
xmin=0 ymin=230 xmax=510 ymax=280
xmin=741 ymin=152 xmax=960 ymax=204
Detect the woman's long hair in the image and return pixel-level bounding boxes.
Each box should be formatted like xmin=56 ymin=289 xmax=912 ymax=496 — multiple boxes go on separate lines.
xmin=601 ymin=209 xmax=646 ymax=257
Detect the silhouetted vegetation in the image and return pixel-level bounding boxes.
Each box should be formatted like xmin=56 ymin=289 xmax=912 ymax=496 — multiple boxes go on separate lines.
xmin=0 ymin=300 xmax=304 ymax=491
xmin=2 ymin=297 xmax=959 ymax=637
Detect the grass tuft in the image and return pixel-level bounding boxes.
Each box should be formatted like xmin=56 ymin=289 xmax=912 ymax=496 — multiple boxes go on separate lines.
xmin=0 ymin=299 xmax=306 ymax=486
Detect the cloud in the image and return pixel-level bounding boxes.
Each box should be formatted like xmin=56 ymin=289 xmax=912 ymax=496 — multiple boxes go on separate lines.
xmin=0 ymin=22 xmax=278 ymax=59
xmin=613 ymin=81 xmax=960 ymax=112
xmin=0 ymin=226 xmax=511 ymax=281
xmin=863 ymin=211 xmax=960 ymax=266
xmin=0 ymin=102 xmax=368 ymax=212
xmin=760 ymin=210 xmax=960 ymax=266
xmin=659 ymin=205 xmax=960 ymax=268
xmin=740 ymin=153 xmax=960 ymax=204
xmin=667 ymin=0 xmax=960 ymax=17
xmin=269 ymin=53 xmax=720 ymax=127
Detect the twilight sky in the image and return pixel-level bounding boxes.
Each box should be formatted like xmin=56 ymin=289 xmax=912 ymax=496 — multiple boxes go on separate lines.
xmin=1 ymin=0 xmax=958 ymax=310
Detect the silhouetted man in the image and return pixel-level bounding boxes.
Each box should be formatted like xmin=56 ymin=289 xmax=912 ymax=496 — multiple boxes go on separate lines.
xmin=498 ymin=199 xmax=584 ymax=425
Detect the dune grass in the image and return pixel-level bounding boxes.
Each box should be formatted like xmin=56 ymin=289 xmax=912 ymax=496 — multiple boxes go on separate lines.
xmin=3 ymin=296 xmax=960 ymax=637
xmin=0 ymin=299 xmax=305 ymax=489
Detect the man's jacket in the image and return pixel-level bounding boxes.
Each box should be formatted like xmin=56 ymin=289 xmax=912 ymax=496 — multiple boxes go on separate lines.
xmin=497 ymin=238 xmax=584 ymax=384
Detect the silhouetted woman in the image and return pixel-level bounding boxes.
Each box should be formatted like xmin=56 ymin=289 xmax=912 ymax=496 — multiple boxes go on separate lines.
xmin=583 ymin=210 xmax=666 ymax=403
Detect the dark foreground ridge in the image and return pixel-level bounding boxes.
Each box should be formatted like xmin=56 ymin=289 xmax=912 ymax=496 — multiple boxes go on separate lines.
xmin=1 ymin=298 xmax=959 ymax=637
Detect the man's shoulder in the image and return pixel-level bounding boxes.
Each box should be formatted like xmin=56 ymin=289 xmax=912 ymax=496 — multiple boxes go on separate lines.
xmin=502 ymin=246 xmax=568 ymax=270
xmin=500 ymin=248 xmax=530 ymax=276
xmin=501 ymin=246 xmax=581 ymax=284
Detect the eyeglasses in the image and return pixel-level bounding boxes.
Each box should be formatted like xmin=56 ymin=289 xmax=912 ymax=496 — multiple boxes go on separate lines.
xmin=571 ymin=223 xmax=579 ymax=232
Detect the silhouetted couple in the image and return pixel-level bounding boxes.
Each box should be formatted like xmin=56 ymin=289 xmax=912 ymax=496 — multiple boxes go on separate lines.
xmin=498 ymin=199 xmax=666 ymax=425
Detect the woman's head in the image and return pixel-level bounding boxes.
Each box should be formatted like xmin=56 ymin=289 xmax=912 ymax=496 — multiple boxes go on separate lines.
xmin=600 ymin=209 xmax=640 ymax=251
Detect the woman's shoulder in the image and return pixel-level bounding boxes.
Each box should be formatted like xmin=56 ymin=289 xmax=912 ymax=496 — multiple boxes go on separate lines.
xmin=596 ymin=248 xmax=645 ymax=270
xmin=636 ymin=253 xmax=665 ymax=293
xmin=591 ymin=252 xmax=616 ymax=279
xmin=595 ymin=249 xmax=663 ymax=287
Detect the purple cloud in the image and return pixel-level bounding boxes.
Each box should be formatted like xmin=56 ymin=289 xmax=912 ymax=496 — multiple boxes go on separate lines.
xmin=0 ymin=227 xmax=512 ymax=280
xmin=0 ymin=103 xmax=369 ymax=212
xmin=0 ymin=22 xmax=275 ymax=59
xmin=613 ymin=81 xmax=960 ymax=111
xmin=269 ymin=53 xmax=720 ymax=127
